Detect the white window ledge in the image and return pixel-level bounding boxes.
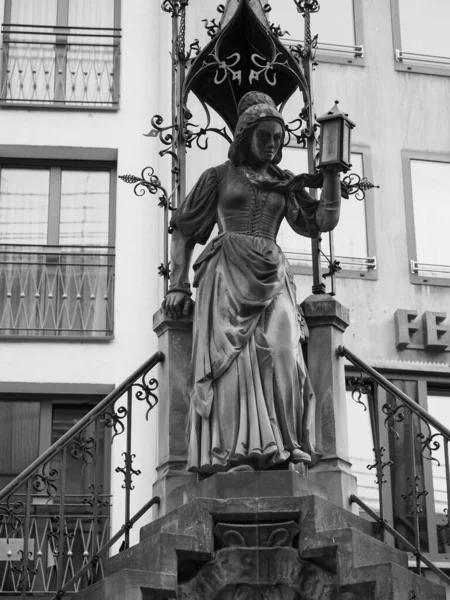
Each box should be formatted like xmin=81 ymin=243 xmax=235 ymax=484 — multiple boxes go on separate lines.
xmin=283 ymin=38 xmax=365 ymax=66
xmin=395 ymin=49 xmax=450 ymax=76
xmin=285 ymin=252 xmax=377 ymax=280
xmin=410 ymin=260 xmax=450 ymax=286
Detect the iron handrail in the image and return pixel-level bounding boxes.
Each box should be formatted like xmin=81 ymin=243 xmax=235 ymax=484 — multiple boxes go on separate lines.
xmin=337 ymin=345 xmax=450 ymax=440
xmin=51 ymin=495 xmax=160 ymax=600
xmin=0 ymin=351 xmax=164 ymax=503
xmin=351 ymin=494 xmax=450 ymax=587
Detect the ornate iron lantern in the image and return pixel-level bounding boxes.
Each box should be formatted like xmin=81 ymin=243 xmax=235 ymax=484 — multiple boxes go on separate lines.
xmin=317 ymin=100 xmax=355 ymax=172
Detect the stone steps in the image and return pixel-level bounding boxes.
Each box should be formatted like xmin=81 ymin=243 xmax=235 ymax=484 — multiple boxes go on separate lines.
xmin=69 ymin=473 xmax=447 ymax=599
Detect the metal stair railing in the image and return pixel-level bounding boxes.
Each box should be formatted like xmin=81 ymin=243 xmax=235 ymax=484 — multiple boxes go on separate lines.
xmin=0 ymin=351 xmax=164 ymax=598
xmin=338 ymin=345 xmax=450 ymax=587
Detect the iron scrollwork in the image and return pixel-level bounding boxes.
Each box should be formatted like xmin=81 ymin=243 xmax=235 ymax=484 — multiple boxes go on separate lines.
xmin=103 ymin=405 xmax=128 ymax=442
xmin=293 ymin=0 xmax=320 ymax=14
xmin=270 ymin=23 xmax=289 ymax=38
xmin=382 ymin=402 xmax=406 ymax=439
xmin=115 ymin=453 xmax=141 ymax=491
xmin=132 ymin=372 xmax=160 ymax=420
xmin=71 ymin=434 xmax=96 ymax=473
xmin=202 ymin=17 xmax=221 ymax=39
xmin=47 ymin=515 xmax=74 ymax=557
xmin=158 ymin=263 xmax=170 ymax=278
xmin=83 ymin=484 xmax=111 ymax=512
xmin=119 ymin=167 xmax=174 ymax=210
xmin=346 ymin=373 xmax=372 ymax=411
xmin=416 ymin=425 xmax=442 ymax=465
xmin=11 ymin=554 xmax=38 ymax=592
xmin=161 ymin=0 xmax=189 ymax=18
xmin=438 ymin=508 xmax=450 ymax=547
xmin=322 ymin=256 xmax=342 ymax=280
xmin=401 ymin=476 xmax=429 ymax=515
xmin=342 ymin=173 xmax=380 ymax=201
xmin=367 ymin=446 xmax=393 ymax=485
xmin=184 ymin=101 xmax=233 ymax=150
xmin=32 ymin=463 xmax=59 ymax=499
xmin=144 ymin=114 xmax=179 ymax=163
xmin=0 ymin=497 xmax=25 ymax=539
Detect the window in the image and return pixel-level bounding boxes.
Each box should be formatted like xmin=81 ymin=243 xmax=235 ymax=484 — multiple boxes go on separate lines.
xmin=277 ymin=145 xmax=377 ymax=279
xmin=346 ymin=388 xmax=379 ymax=513
xmin=391 ymin=0 xmax=450 ymax=76
xmin=1 ymin=0 xmax=121 ymax=107
xmin=268 ymin=0 xmax=364 ymax=66
xmin=0 ymin=146 xmax=117 ymax=338
xmin=0 ymin=395 xmax=109 ymax=491
xmin=0 ymin=392 xmax=111 ymax=594
xmin=403 ymin=151 xmax=450 ymax=285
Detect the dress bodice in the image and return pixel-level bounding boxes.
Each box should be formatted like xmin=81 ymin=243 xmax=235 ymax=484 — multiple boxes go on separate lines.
xmin=216 ymin=165 xmax=285 ymax=241
xmin=171 ymin=160 xmax=321 ymax=246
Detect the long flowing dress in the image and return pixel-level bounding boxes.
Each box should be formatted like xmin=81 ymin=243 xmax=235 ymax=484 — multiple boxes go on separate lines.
xmin=172 ymin=160 xmax=323 ymax=472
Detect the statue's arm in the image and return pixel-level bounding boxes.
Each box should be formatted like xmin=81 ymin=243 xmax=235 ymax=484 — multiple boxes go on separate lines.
xmin=162 ymin=228 xmax=196 ymax=319
xmin=169 ymin=228 xmax=196 ymax=293
xmin=296 ymin=168 xmax=341 ymax=232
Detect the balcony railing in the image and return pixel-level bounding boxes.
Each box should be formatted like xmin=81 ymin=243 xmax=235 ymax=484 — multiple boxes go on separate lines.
xmin=0 ymin=244 xmax=115 ymax=338
xmin=1 ymin=24 xmax=121 ymax=107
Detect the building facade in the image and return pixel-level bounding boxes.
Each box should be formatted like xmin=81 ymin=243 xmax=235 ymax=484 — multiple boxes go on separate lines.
xmin=0 ymin=0 xmax=449 ymax=595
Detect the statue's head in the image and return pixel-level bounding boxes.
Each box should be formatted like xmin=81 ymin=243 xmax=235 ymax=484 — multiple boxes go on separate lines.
xmin=228 ymin=92 xmax=285 ymax=167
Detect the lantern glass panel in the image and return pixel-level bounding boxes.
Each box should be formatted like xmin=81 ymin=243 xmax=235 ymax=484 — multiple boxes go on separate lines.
xmin=342 ymin=122 xmax=351 ymax=166
xmin=320 ymin=119 xmax=340 ymax=164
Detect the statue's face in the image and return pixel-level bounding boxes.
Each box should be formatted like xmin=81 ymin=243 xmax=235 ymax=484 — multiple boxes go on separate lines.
xmin=248 ymin=120 xmax=283 ymax=167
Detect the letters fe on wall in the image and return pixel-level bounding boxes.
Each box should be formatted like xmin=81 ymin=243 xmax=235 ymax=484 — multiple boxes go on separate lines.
xmin=395 ymin=309 xmax=450 ymax=352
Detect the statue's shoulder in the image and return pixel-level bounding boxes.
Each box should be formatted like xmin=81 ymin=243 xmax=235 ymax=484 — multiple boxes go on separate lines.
xmin=213 ymin=161 xmax=233 ymax=183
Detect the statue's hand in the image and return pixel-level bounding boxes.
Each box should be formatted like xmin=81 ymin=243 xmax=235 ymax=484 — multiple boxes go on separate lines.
xmin=162 ymin=291 xmax=193 ymax=320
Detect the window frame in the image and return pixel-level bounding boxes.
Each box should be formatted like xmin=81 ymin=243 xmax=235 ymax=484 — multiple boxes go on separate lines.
xmin=390 ymin=0 xmax=450 ymax=77
xmin=402 ymin=150 xmax=450 ymax=287
xmin=278 ymin=0 xmax=365 ymax=68
xmin=0 ymin=144 xmax=117 ymax=248
xmin=1 ymin=0 xmax=122 ymax=110
xmin=0 ymin=145 xmax=117 ymax=341
xmin=0 ymin=384 xmax=113 ymax=485
xmin=284 ymin=144 xmax=378 ymax=281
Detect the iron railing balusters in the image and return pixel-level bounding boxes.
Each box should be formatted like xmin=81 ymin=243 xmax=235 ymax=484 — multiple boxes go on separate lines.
xmin=56 ymin=449 xmax=67 ymax=592
xmin=0 ymin=352 xmax=163 ymax=596
xmin=20 ymin=480 xmax=32 ymax=600
xmin=340 ymin=345 xmax=450 ymax=586
xmin=91 ymin=418 xmax=101 ymax=584
xmin=125 ymin=389 xmax=133 ymax=550
xmin=51 ymin=496 xmax=160 ymax=600
xmin=350 ymin=495 xmax=450 ymax=587
xmin=0 ymin=244 xmax=115 ymax=338
xmin=0 ymin=25 xmax=121 ymax=107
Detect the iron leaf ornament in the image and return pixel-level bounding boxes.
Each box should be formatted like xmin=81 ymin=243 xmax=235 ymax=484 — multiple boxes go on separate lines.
xmin=342 ymin=172 xmax=380 ymax=201
xmin=293 ymin=0 xmax=320 ymax=14
xmin=161 ymin=0 xmax=189 ymax=18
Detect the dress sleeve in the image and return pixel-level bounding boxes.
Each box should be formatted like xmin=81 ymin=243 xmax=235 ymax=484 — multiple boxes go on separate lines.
xmin=170 ymin=166 xmax=218 ymax=245
xmin=283 ymin=168 xmax=320 ymax=239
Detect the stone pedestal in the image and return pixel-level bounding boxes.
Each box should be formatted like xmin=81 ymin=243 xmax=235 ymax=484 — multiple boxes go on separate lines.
xmin=152 ymin=308 xmax=197 ymax=515
xmin=301 ymin=294 xmax=357 ymax=512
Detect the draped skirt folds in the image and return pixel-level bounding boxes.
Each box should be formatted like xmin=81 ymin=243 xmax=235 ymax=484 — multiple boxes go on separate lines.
xmin=187 ymin=232 xmax=318 ymax=472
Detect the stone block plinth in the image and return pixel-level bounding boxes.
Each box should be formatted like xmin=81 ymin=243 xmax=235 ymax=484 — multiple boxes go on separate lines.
xmin=301 ymin=294 xmax=357 ymax=512
xmin=152 ymin=308 xmax=197 ymax=515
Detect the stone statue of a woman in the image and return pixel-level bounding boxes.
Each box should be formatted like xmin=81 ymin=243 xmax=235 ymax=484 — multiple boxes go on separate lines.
xmin=162 ymin=92 xmax=343 ymax=473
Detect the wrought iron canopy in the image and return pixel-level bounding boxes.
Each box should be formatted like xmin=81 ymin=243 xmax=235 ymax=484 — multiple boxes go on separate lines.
xmin=183 ymin=0 xmax=310 ymax=132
